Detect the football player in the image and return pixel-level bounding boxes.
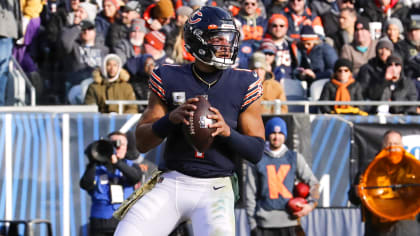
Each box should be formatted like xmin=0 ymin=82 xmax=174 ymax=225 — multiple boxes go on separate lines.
xmin=114 ymin=6 xmax=265 ymax=236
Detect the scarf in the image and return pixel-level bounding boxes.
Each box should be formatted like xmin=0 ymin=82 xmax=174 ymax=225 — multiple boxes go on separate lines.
xmin=331 ymin=77 xmax=355 ymax=109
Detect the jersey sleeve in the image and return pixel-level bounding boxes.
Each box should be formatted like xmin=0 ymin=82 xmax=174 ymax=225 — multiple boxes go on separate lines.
xmin=148 ymin=67 xmax=167 ymax=102
xmin=241 ymin=71 xmax=263 ymax=111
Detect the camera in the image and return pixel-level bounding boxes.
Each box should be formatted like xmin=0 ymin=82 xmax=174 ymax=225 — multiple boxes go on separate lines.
xmin=85 ymin=139 xmax=121 ymax=164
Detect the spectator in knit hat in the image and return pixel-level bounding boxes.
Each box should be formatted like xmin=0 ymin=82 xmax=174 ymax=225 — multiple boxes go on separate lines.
xmin=249 ymin=52 xmax=288 ymax=114
xmin=319 ymin=58 xmax=366 ymax=115
xmin=144 ymin=0 xmax=175 ymax=31
xmin=144 ymin=31 xmax=174 ymax=66
xmin=341 ymin=17 xmax=377 ymax=77
xmin=107 ymin=1 xmax=141 ymax=49
xmin=395 ymin=16 xmax=420 ymax=69
xmin=382 ymin=18 xmax=404 ymax=45
xmin=368 ymin=54 xmax=418 ymax=115
xmin=396 ymin=16 xmax=420 ymax=103
xmin=265 ymin=13 xmax=294 ymax=80
xmin=293 ymin=25 xmax=337 ymax=86
xmin=357 ymin=38 xmax=394 ymax=98
xmin=163 ymin=6 xmax=193 ymax=57
xmin=114 ymin=19 xmax=147 ymax=66
xmin=235 ymin=0 xmax=267 ymax=42
xmin=95 ymin=0 xmax=121 ymax=40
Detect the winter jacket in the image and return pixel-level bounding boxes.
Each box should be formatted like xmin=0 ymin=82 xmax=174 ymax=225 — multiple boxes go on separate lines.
xmin=84 ymin=54 xmax=138 ymax=114
xmin=114 ymin=38 xmax=140 ymax=66
xmin=293 ymin=42 xmax=338 ymax=80
xmin=261 ymin=72 xmax=288 ymax=114
xmin=319 ymin=79 xmax=365 ymax=113
xmin=341 ymin=40 xmax=378 ymax=77
xmin=95 ymin=12 xmax=114 ymax=42
xmin=367 ymin=74 xmax=418 ymax=114
xmin=0 ymin=0 xmax=22 ymax=39
xmin=107 ymin=20 xmax=130 ymax=50
xmin=357 ymin=57 xmax=387 ymax=98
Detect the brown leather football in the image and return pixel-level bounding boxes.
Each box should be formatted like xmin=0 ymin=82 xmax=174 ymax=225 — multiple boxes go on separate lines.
xmin=183 ymin=95 xmax=216 ymax=152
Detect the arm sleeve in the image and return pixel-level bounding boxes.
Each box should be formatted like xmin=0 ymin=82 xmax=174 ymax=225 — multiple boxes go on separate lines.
xmin=84 ymin=84 xmax=97 ymax=105
xmin=296 ymin=153 xmax=320 ymax=205
xmin=315 ymin=44 xmax=337 ymax=79
xmin=245 ymin=162 xmax=258 ymax=230
xmin=149 ymin=67 xmax=167 ymax=102
xmin=80 ymin=162 xmax=97 ymax=192
xmin=220 ymin=128 xmax=264 ymax=164
xmin=241 ymin=71 xmax=263 ymax=111
xmin=114 ymin=160 xmax=142 ymax=185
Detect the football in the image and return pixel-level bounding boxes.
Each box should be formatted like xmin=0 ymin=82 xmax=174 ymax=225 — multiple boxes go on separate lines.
xmin=183 ymin=95 xmax=216 ymax=153
xmin=294 ymin=182 xmax=310 ymax=198
xmin=287 ymin=197 xmax=307 ymax=213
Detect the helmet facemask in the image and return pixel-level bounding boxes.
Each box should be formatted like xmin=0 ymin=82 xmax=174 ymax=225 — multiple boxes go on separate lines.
xmin=187 ymin=29 xmax=240 ymax=70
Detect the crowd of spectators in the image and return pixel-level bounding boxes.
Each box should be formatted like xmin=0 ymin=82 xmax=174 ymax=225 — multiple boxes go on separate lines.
xmin=1 ymin=0 xmax=420 ymax=114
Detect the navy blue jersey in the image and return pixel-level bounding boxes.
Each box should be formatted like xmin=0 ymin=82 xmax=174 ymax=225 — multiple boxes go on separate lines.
xmin=149 ymin=64 xmax=263 ymax=178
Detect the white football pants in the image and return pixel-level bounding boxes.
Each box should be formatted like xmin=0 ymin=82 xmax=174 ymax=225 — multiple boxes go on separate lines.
xmin=114 ymin=171 xmax=235 ymax=236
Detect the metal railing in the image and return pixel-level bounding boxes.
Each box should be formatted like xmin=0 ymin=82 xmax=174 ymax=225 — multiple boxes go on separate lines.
xmin=106 ymin=100 xmax=420 ymax=115
xmin=9 ymin=57 xmax=36 ymax=106
xmin=105 ymin=100 xmax=149 ymax=114
xmin=0 ymin=219 xmax=53 ymax=236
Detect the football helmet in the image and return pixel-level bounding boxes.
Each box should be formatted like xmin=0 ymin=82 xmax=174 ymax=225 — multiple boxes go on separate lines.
xmin=184 ymin=6 xmax=240 ymax=70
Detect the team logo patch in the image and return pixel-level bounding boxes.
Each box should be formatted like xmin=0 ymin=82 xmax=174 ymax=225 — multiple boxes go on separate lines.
xmin=241 ymin=45 xmax=252 ymax=54
xmin=199 ymin=116 xmax=213 ymax=128
xmin=172 ymin=92 xmax=186 ymax=105
xmin=188 ymin=11 xmax=203 ymax=24
xmin=274 ymin=125 xmax=281 ymax=133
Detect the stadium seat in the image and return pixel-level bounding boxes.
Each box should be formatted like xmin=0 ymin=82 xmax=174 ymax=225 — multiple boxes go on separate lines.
xmin=286 ymin=95 xmax=307 ymax=112
xmin=309 ymin=78 xmax=330 ymax=101
xmin=282 ymin=78 xmax=307 ymax=98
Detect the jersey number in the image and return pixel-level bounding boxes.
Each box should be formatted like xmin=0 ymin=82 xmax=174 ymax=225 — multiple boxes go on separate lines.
xmin=266 ymin=164 xmax=293 ymax=199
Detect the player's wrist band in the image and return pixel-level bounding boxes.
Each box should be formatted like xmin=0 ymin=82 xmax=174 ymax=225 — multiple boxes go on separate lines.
xmin=152 ymin=114 xmax=175 ymax=138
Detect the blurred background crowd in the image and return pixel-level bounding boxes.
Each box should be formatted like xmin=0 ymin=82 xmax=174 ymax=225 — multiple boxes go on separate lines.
xmin=1 ymin=0 xmax=420 ymax=115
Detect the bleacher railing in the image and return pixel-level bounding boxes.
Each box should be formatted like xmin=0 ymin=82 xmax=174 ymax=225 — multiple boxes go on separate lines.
xmin=9 ymin=56 xmax=36 ymax=106
xmin=106 ymin=100 xmax=420 ymax=115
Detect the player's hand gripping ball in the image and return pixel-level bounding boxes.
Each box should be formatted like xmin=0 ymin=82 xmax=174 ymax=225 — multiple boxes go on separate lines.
xmin=287 ymin=197 xmax=307 ymax=213
xmin=183 ymin=95 xmax=216 ymax=152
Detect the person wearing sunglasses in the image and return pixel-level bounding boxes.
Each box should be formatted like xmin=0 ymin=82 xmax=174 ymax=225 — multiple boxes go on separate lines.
xmin=293 ymin=25 xmax=337 ymax=90
xmin=319 ymin=58 xmax=366 ymax=115
xmin=235 ymin=0 xmax=267 ymax=41
xmin=265 ymin=14 xmax=294 ymax=80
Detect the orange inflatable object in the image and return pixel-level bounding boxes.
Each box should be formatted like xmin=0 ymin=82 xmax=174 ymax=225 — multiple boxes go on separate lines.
xmin=358 ymin=146 xmax=420 ymax=221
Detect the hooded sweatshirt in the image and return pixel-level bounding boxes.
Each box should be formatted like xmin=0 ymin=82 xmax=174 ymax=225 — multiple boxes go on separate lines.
xmin=84 ymin=54 xmax=138 ymax=113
